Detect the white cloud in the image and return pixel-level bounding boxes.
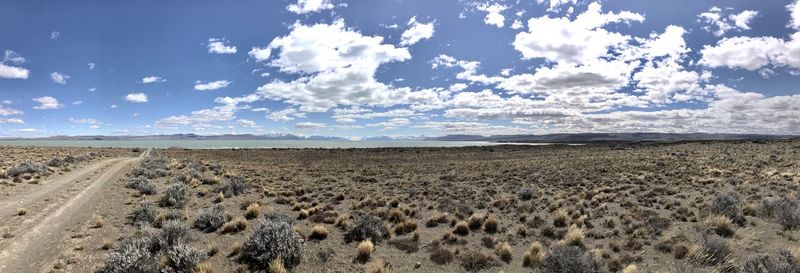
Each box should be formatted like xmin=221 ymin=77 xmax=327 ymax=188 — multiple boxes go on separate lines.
xmin=0 ymin=63 xmax=29 ymax=79
xmin=253 ymin=19 xmax=413 ymax=112
xmin=72 ymin=100 xmax=83 ymax=105
xmin=3 ymin=50 xmax=26 ymax=65
xmin=1 ymin=100 xmax=11 ymax=104
xmin=248 ymin=47 xmax=272 ymax=61
xmin=251 ymin=107 xmax=269 ymax=112
xmin=88 ymin=62 xmax=96 ymax=70
xmin=295 ymin=122 xmax=327 ymax=129
xmin=49 ymin=72 xmax=69 ymax=84
xmin=698 ymin=7 xmax=759 ymax=36
xmin=124 ymin=93 xmax=149 ymax=103
xmin=194 ymin=80 xmax=231 ymax=91
xmin=268 ymin=107 xmax=306 ymax=121
xmin=699 ymin=36 xmax=791 ymax=71
xmin=142 ymin=76 xmax=166 ymax=84
xmin=287 ymin=0 xmax=334 ymax=14
xmin=0 ymin=118 xmax=24 ymax=124
xmin=791 ymin=0 xmax=800 ymax=30
xmin=207 ymin=38 xmax=237 ymax=54
xmin=0 ymin=105 xmax=22 ymax=116
xmin=1 ymin=50 xmax=29 ymax=79
xmin=400 ymin=16 xmax=435 ymax=46
xmin=33 ymin=96 xmax=61 ymax=110
xmin=537 ymin=0 xmax=578 ymax=10
xmin=50 ymin=31 xmax=60 ymax=40
xmin=88 ymin=87 xmax=96 ymax=92
xmin=235 ymin=119 xmax=258 ymax=128
xmin=110 ymin=104 xmax=118 ymax=109
xmin=365 ymin=118 xmax=411 ymax=130
xmin=69 ymin=117 xmax=101 ymax=125
xmin=476 ymin=3 xmax=508 ymax=28
xmin=513 ymin=2 xmax=644 ymax=65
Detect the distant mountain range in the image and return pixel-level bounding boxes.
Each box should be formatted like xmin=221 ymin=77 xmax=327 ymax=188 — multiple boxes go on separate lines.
xmin=423 ymin=133 xmax=798 ymax=143
xmin=1 ymin=133 xmax=796 ymax=143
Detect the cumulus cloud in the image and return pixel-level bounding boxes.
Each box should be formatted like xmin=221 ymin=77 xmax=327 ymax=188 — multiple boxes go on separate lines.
xmin=49 ymin=72 xmax=69 ymax=84
xmin=33 ymin=96 xmax=61 ymax=110
xmin=252 ymin=19 xmax=414 ymax=112
xmin=207 ymin=38 xmax=237 ymax=54
xmin=124 ymin=93 xmax=149 ymax=103
xmin=513 ymin=2 xmax=644 ymax=65
xmin=698 ymin=7 xmax=759 ymax=36
xmin=142 ymin=76 xmax=166 ymax=84
xmin=295 ymin=121 xmax=327 ymax=129
xmin=791 ymin=0 xmax=800 ymax=30
xmin=194 ymin=80 xmax=231 ymax=91
xmin=476 ymin=3 xmax=508 ymax=28
xmin=365 ymin=118 xmax=411 ymax=130
xmin=400 ymin=16 xmax=435 ymax=46
xmin=287 ymin=0 xmax=334 ymax=14
xmin=699 ymin=35 xmax=800 ymax=71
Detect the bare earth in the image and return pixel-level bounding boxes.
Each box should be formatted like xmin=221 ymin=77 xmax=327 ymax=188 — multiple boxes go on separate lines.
xmin=0 ymin=152 xmax=142 ymax=273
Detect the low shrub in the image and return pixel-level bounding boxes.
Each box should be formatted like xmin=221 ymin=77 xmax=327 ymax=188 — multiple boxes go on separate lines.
xmin=194 ymin=205 xmax=225 ymax=232
xmin=345 ymin=215 xmax=388 ymax=243
xmin=543 ymin=245 xmax=599 ymax=273
xmin=6 ymin=161 xmax=51 ymax=177
xmin=710 ymin=191 xmax=745 ymax=225
xmin=129 ymin=203 xmax=157 ymax=226
xmin=240 ymin=218 xmax=303 ymax=270
xmin=160 ymin=183 xmax=190 ymax=208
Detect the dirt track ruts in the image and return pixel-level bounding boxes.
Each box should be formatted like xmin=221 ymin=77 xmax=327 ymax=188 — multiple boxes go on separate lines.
xmin=0 ymin=153 xmax=143 ymax=273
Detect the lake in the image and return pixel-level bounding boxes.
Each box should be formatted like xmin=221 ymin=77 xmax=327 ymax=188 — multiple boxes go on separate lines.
xmin=0 ymin=140 xmax=542 ymax=149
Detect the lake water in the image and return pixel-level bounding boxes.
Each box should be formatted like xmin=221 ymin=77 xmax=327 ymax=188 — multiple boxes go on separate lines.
xmin=0 ymin=140 xmax=537 ymax=149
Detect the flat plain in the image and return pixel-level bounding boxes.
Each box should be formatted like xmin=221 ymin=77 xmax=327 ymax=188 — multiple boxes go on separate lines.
xmin=2 ymin=140 xmax=800 ymax=273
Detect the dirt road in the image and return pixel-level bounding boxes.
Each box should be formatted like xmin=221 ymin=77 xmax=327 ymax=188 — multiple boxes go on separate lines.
xmin=0 ymin=152 xmax=144 ymax=273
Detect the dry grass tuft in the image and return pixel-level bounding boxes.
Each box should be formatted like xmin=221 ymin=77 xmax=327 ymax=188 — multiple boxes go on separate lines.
xmin=453 ymin=221 xmax=470 ymax=236
xmin=357 ymin=240 xmax=375 ymax=263
xmin=523 ymin=241 xmax=546 ymax=267
xmin=193 ymin=262 xmax=213 ymax=273
xmin=561 ymin=225 xmax=585 ymax=247
xmin=365 ymin=259 xmax=391 ymax=273
xmin=495 ymin=241 xmax=512 ymax=262
xmin=310 ymin=225 xmax=329 ymax=240
xmin=484 ymin=215 xmax=499 ymax=233
xmin=622 ymin=264 xmax=638 ymax=273
xmin=16 ymin=208 xmax=27 ymax=216
xmin=221 ymin=216 xmax=248 ymax=234
xmin=269 ymin=257 xmax=288 ymax=273
xmin=705 ymin=215 xmax=735 ymax=237
xmin=245 ymin=203 xmax=261 ymax=219
xmin=468 ymin=213 xmax=485 ymax=230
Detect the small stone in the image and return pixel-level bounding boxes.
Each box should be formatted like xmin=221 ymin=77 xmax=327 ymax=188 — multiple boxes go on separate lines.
xmin=414 ymin=262 xmax=421 ymax=269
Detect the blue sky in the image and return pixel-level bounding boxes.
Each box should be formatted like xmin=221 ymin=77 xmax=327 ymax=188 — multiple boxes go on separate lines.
xmin=1 ymin=0 xmax=799 ymax=138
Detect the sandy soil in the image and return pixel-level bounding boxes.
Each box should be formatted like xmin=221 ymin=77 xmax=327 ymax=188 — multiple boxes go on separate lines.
xmin=4 ymin=141 xmax=800 ymax=273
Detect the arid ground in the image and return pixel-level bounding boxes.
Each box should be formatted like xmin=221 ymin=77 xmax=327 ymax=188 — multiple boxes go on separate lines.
xmin=2 ymin=140 xmax=800 ymax=273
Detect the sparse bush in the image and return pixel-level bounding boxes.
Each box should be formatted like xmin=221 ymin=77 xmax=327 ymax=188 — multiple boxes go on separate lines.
xmin=484 ymin=216 xmax=499 ymax=233
xmin=345 ymin=215 xmax=388 ymax=243
xmin=245 ymin=203 xmax=261 ymax=219
xmin=523 ymin=242 xmax=546 ymax=267
xmin=47 ymin=157 xmax=64 ymax=167
xmin=126 ymin=177 xmax=157 ymax=195
xmin=364 ymin=259 xmax=390 ymax=273
xmin=6 ymin=161 xmax=50 ymax=177
xmin=129 ymin=203 xmax=157 ymax=226
xmin=240 ymin=218 xmax=303 ymax=270
xmin=100 ymin=235 xmax=158 ymax=273
xmin=740 ymin=251 xmax=800 ymax=273
xmin=759 ymin=196 xmax=800 ymax=230
xmin=543 ymin=245 xmax=599 ymax=273
xmin=459 ymin=250 xmax=495 ymax=271
xmin=691 ymin=235 xmax=731 ymax=266
xmin=194 ymin=205 xmax=225 ymax=232
xmin=430 ymin=247 xmax=454 ymax=265
xmin=160 ymin=243 xmax=206 ymax=273
xmin=263 ymin=212 xmax=295 ymax=225
xmin=710 ymin=191 xmax=745 ymax=225
xmin=218 ymin=176 xmax=247 ymax=197
xmin=157 ymin=220 xmax=190 ymax=249
xmin=160 ymin=183 xmax=190 ymax=208
xmin=519 ymin=188 xmax=534 ymax=201
xmin=155 ymin=210 xmax=186 ymax=228
xmin=561 ymin=225 xmax=585 ymax=247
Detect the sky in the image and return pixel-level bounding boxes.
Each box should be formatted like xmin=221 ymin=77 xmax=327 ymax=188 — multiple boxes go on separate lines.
xmin=1 ymin=0 xmax=799 ymax=138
